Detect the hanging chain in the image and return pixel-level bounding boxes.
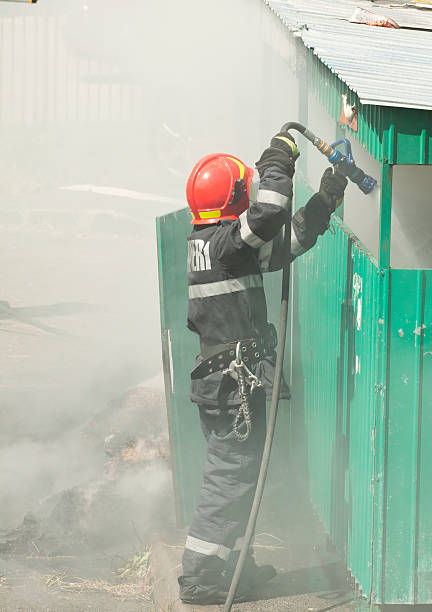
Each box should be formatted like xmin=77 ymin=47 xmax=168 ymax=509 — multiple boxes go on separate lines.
xmin=223 ymin=342 xmax=262 ymax=442
xmin=233 ymin=360 xmax=252 ymax=442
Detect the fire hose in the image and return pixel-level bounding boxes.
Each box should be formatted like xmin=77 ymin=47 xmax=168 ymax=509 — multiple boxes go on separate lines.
xmin=223 ymin=122 xmax=377 ymax=611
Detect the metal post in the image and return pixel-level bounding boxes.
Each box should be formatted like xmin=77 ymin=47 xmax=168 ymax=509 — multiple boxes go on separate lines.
xmin=378 ymin=122 xmax=394 ymax=270
xmin=371 ymin=267 xmax=390 ymax=604
xmin=371 ymin=115 xmax=395 ymax=602
xmin=378 ymin=162 xmax=393 ymax=269
xmin=334 ymin=123 xmax=346 ymax=221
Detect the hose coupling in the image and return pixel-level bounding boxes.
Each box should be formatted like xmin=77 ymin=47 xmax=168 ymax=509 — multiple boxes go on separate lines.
xmin=315 ymin=140 xmax=334 ymax=157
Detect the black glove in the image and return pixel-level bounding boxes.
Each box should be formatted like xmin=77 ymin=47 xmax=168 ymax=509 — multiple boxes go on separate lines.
xmin=319 ymin=167 xmax=348 ymax=211
xmin=255 ymin=130 xmax=300 ymax=179
xmin=270 ymin=131 xmax=300 ymax=161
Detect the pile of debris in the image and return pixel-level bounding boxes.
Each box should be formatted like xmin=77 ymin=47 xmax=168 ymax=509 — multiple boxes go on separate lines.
xmin=0 ymin=385 xmax=171 ymax=559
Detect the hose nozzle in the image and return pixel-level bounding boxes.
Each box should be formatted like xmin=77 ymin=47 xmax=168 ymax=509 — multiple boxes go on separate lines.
xmin=317 ymin=138 xmax=377 ymax=195
xmin=279 ymin=123 xmax=377 ymax=195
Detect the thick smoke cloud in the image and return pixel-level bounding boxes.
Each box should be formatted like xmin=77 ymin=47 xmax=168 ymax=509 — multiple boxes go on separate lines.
xmin=0 ymin=0 xmax=297 ymax=533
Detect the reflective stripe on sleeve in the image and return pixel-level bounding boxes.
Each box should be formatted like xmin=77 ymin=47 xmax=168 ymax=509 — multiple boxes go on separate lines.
xmin=291 ymin=225 xmax=307 ymax=257
xmin=185 ymin=536 xmax=231 ymax=561
xmin=256 ymin=189 xmax=290 ymax=209
xmin=258 ymin=240 xmax=273 ymax=273
xmin=239 ymin=211 xmax=265 ymax=248
xmin=188 ymin=274 xmax=263 ymax=299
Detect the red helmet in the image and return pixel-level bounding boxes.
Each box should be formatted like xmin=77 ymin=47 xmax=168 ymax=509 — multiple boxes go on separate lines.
xmin=186 ymin=153 xmax=253 ymax=225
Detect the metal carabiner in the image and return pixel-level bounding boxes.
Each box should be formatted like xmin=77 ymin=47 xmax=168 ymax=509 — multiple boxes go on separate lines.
xmin=235 ymin=341 xmax=242 ymax=365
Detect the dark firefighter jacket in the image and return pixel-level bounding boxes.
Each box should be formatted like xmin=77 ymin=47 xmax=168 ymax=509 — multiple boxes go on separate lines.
xmin=187 ymin=163 xmax=333 ymax=406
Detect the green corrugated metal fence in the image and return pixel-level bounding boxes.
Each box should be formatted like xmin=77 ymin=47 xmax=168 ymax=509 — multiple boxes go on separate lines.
xmin=384 ymin=269 xmax=432 ymax=603
xmin=293 ymin=183 xmax=432 ymax=603
xmin=157 ymin=208 xmax=205 ymax=524
xmin=293 ymin=180 xmax=378 ymax=599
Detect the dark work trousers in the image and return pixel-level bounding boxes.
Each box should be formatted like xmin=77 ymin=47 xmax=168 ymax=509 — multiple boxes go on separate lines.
xmin=181 ymin=387 xmax=266 ymax=584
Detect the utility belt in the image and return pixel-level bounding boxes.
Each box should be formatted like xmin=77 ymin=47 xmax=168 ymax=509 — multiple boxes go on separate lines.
xmin=190 ymin=323 xmax=277 ymax=381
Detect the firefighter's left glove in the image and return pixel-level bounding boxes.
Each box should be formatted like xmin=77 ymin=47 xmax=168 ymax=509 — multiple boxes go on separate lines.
xmin=255 ymin=131 xmax=300 ymax=180
xmin=319 ymin=167 xmax=348 ymax=212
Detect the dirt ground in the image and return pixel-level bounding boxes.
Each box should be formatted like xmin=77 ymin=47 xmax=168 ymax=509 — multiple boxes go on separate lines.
xmin=0 ymin=557 xmax=158 ymax=612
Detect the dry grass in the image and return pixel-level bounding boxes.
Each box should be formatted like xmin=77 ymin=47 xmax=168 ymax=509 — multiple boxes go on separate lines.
xmin=45 ymin=575 xmax=152 ymax=602
xmin=116 ymin=548 xmax=152 ymax=580
xmin=44 ymin=547 xmax=153 ymax=602
xmin=254 ymin=531 xmax=286 ymax=551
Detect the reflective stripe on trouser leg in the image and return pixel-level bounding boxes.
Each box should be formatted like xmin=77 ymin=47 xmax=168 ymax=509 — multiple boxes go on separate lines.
xmin=185 ymin=536 xmax=231 ymax=561
xmin=184 ymin=535 xmax=246 ymax=562
xmin=182 ymin=390 xmax=266 ymax=577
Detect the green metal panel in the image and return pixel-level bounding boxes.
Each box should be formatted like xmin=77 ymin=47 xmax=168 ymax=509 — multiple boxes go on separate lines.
xmin=157 ymin=209 xmax=206 ymax=526
xmin=391 ymin=108 xmax=432 ymax=166
xmin=378 ymin=160 xmax=393 ymax=270
xmin=383 ymin=269 xmax=432 ymax=603
xmin=377 ymin=114 xmax=394 ymax=269
xmin=293 ymin=208 xmax=432 ymax=603
xmin=294 ymin=194 xmax=379 ymax=599
xmin=370 ymin=266 xmax=390 ymax=605
xmin=349 ymin=240 xmax=380 ymax=600
xmin=417 ymin=272 xmax=432 ymax=602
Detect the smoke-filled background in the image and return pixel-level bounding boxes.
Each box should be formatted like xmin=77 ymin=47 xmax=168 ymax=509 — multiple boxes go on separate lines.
xmin=0 ymin=0 xmax=301 ymax=534
xmin=0 ymin=0 xmax=299 ymax=585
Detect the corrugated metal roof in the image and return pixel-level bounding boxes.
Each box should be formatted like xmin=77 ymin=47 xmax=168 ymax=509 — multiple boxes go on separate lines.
xmin=264 ymin=0 xmax=432 ymax=110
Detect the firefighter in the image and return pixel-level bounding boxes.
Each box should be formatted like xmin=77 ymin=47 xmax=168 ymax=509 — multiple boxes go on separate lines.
xmin=179 ymin=129 xmax=347 ymax=605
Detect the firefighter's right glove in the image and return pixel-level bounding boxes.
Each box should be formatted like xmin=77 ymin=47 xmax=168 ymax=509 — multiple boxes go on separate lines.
xmin=318 ymin=167 xmax=348 ymax=212
xmin=255 ymin=131 xmax=300 ymax=180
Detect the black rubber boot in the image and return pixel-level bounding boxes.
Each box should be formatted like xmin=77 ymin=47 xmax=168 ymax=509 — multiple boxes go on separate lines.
xmin=178 ymin=575 xmax=248 ymax=605
xmin=222 ymin=552 xmax=277 ymax=592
